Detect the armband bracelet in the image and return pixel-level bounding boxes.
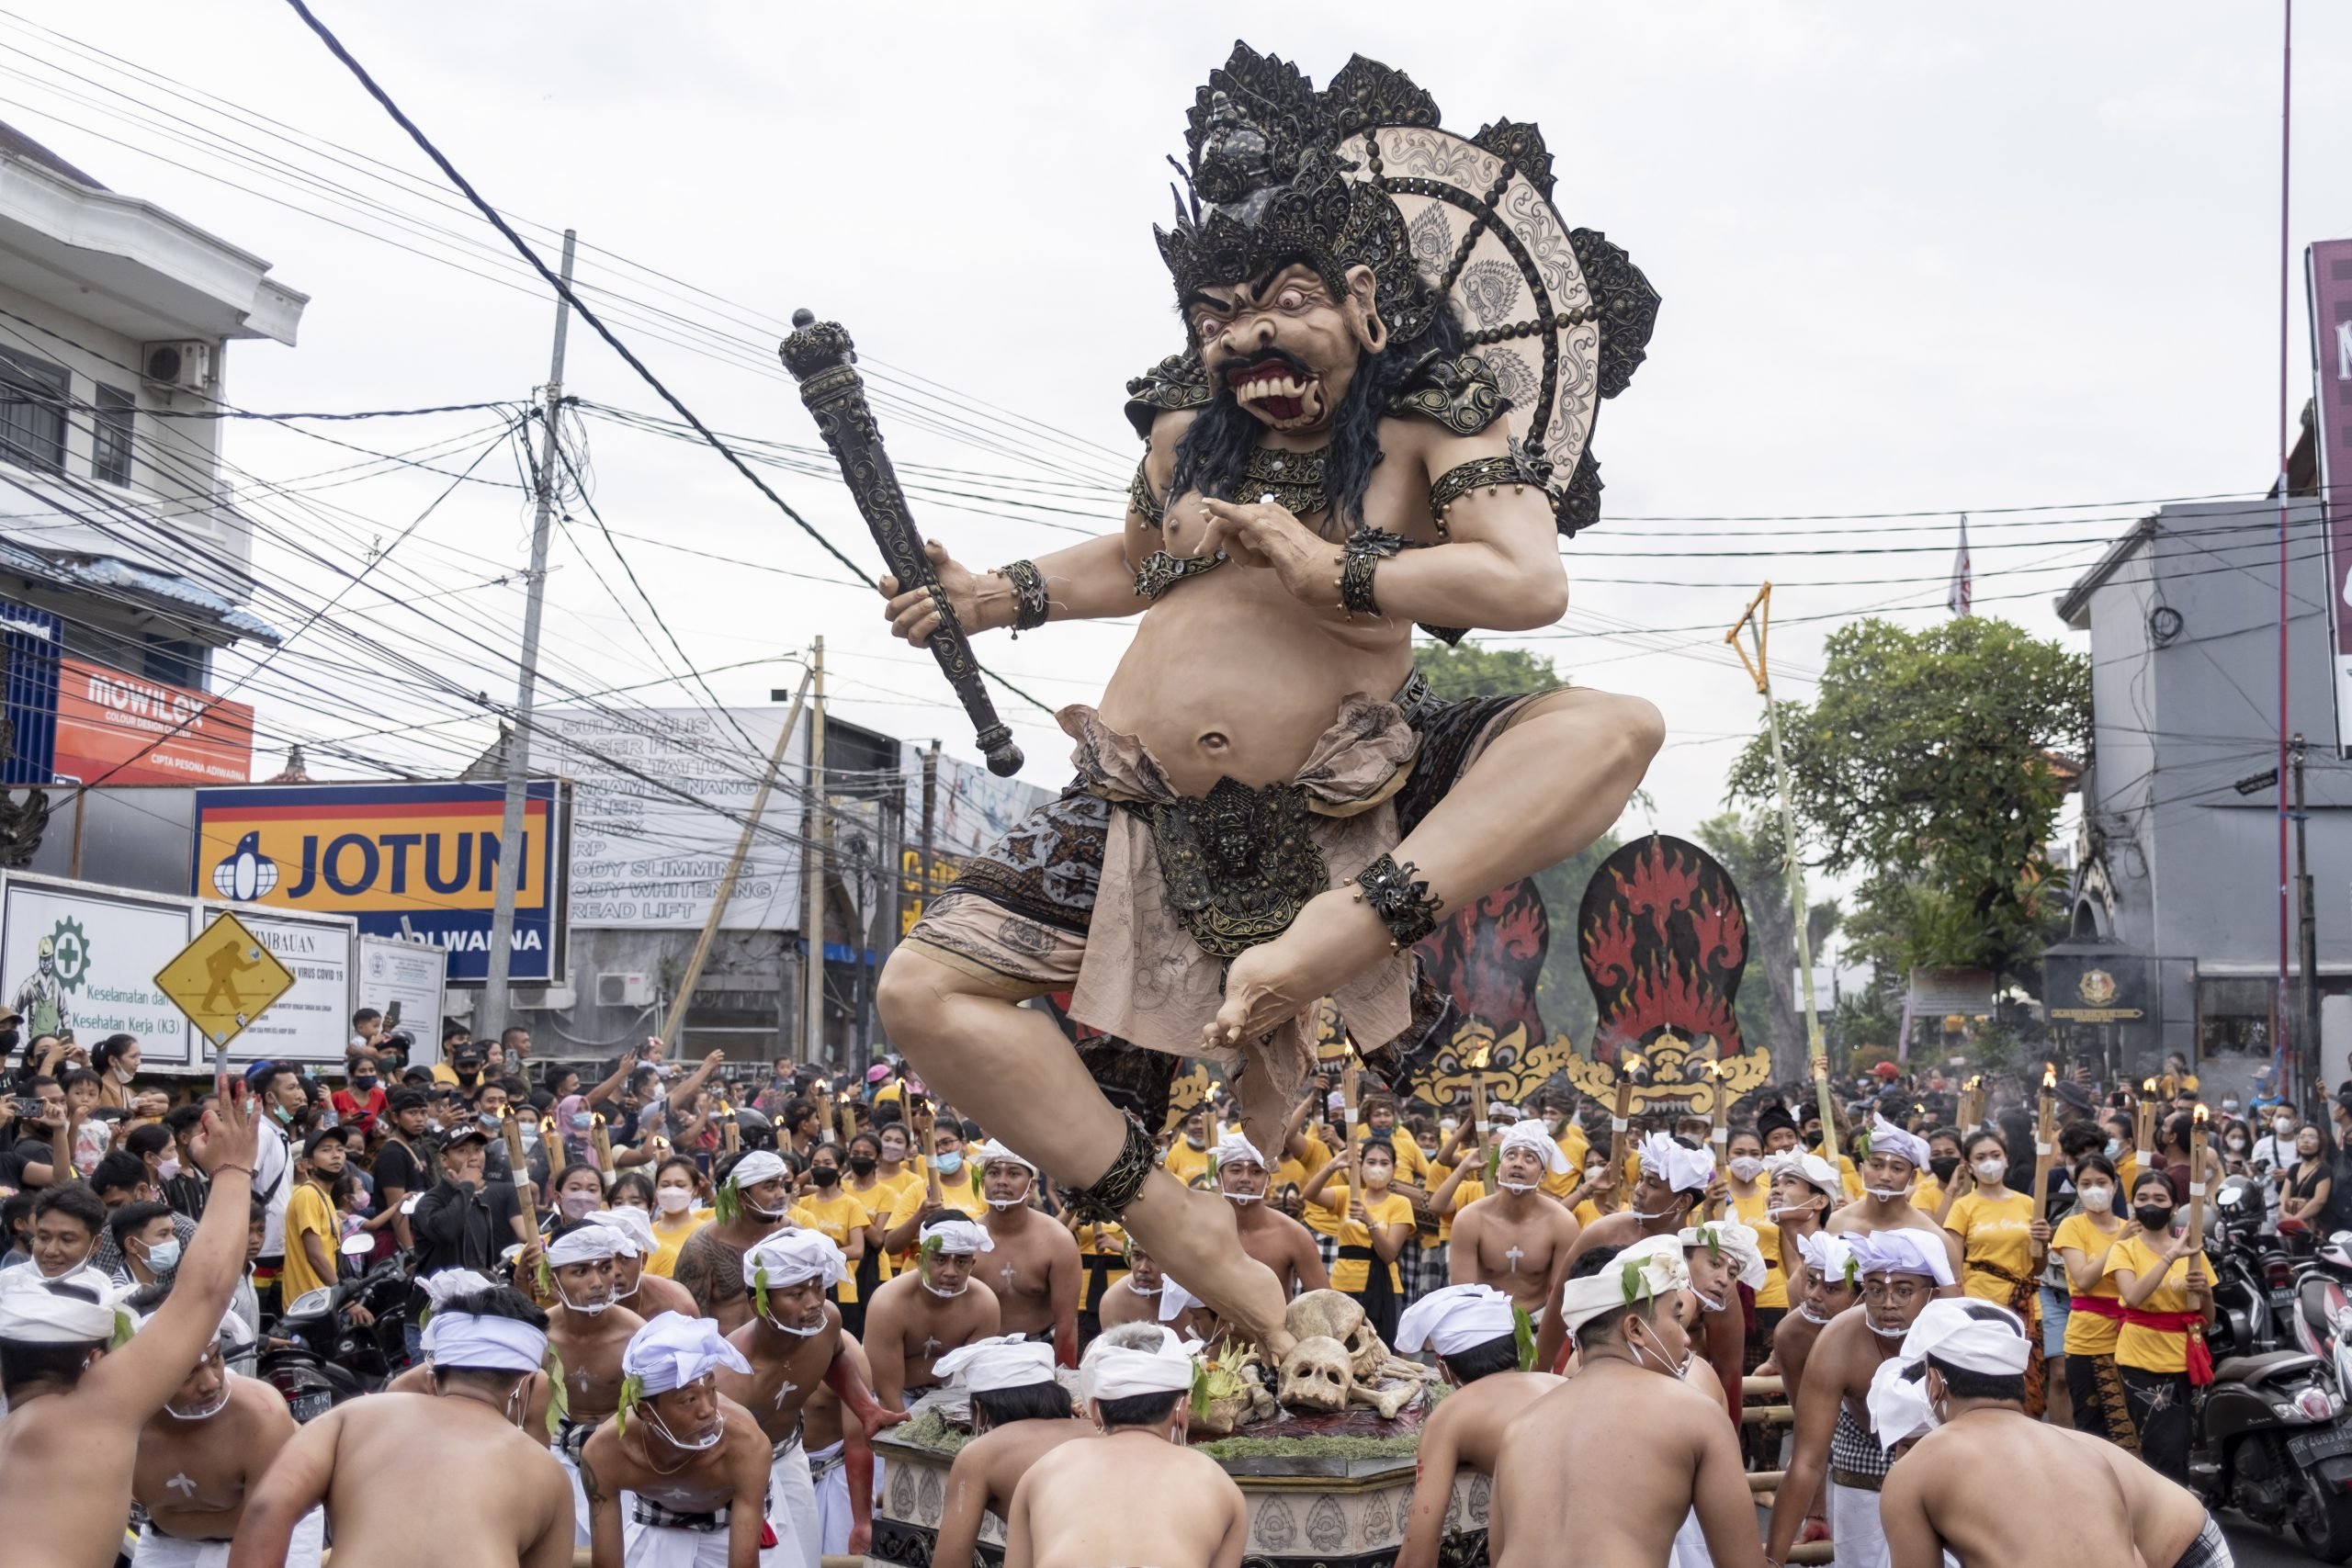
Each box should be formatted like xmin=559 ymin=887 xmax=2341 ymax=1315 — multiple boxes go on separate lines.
xmin=1350 ymin=852 xmax=1443 ymax=949
xmin=1336 ymin=528 xmax=1407 ymax=618
xmin=995 ymin=559 xmax=1049 ymax=633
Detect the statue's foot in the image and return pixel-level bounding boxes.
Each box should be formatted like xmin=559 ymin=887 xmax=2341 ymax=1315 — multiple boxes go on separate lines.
xmin=1232 ymin=1047 xmax=1294 ymax=1168
xmin=1202 ymin=885 xmax=1390 ymax=1053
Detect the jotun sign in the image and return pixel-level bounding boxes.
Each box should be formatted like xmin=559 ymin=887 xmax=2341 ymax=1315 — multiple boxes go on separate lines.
xmin=188 ymin=781 xmax=566 ymax=984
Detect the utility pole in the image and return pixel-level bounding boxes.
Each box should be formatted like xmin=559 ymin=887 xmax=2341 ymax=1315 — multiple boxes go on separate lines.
xmin=656 ymin=671 xmax=809 ymax=1053
xmin=802 ymin=637 xmax=828 ymax=1066
xmin=2295 ymin=733 xmax=2320 ymax=1102
xmin=482 ymin=229 xmax=575 ymax=1038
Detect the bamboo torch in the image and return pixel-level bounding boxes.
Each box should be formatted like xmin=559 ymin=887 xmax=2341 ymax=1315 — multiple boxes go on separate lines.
xmin=502 ymin=1106 xmax=541 ymax=1234
xmin=592 ymin=1112 xmax=616 ymax=1179
xmin=720 ymin=1100 xmax=741 ymax=1155
xmin=2030 ymin=1063 xmax=2057 ymax=1264
xmin=2186 ymin=1105 xmax=2211 ymax=1266
xmin=1708 ymin=1056 xmax=1733 ymax=1176
xmin=2136 ymin=1080 xmax=2158 ymax=1160
xmin=1611 ymin=1052 xmax=1644 ymax=1197
xmin=1468 ymin=1038 xmax=1497 ymax=1186
xmin=1959 ymin=1076 xmax=1984 ymax=1136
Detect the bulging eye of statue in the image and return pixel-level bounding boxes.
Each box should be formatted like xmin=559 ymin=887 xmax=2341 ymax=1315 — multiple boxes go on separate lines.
xmin=1276 ymin=287 xmax=1306 ymax=310
xmin=1195 ymin=314 xmax=1225 ymax=344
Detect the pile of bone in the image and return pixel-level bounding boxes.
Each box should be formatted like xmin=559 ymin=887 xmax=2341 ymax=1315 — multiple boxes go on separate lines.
xmin=1268 ymin=1290 xmax=1436 ymax=1423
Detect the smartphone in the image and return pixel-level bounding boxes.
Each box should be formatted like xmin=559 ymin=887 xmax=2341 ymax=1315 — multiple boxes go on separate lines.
xmin=383 ymin=999 xmax=403 ymax=1032
xmin=10 ymin=1097 xmax=38 ymax=1119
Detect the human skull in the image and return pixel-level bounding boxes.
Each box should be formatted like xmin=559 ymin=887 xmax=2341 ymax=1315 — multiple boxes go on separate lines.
xmin=1286 ymin=1288 xmax=1385 ymax=1381
xmin=1277 ymin=1335 xmax=1354 ymax=1414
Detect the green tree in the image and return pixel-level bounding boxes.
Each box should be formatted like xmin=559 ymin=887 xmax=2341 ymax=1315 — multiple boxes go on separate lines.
xmin=1695 ymin=812 xmax=1840 ymax=1080
xmin=1413 ymin=639 xmax=1612 ymax=1043
xmin=1725 ymin=616 xmax=2088 ymax=991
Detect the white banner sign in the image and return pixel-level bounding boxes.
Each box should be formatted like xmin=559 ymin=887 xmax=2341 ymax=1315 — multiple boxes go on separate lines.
xmin=357 ymin=936 xmax=447 ymax=1067
xmin=0 ymin=874 xmax=195 ymax=1065
xmin=199 ymin=904 xmax=355 ymax=1067
xmin=538 ymin=707 xmax=802 ymax=931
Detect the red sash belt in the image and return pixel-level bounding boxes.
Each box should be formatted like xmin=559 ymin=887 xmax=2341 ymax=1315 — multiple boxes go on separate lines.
xmin=2122 ymin=1308 xmax=2213 ymax=1386
xmin=2068 ymin=1295 xmax=2125 ymax=1321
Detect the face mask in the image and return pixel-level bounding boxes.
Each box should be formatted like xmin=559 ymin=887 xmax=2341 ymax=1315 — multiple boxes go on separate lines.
xmin=157 ymin=1157 xmax=181 ymax=1182
xmin=2278 ymin=1118 xmax=2297 ymax=1138
xmin=165 ymin=1374 xmax=232 ymax=1421
xmin=570 ymin=1112 xmax=593 ymax=1131
xmin=922 ymin=1273 xmax=969 ymax=1299
xmin=1728 ymin=1156 xmax=1765 ymax=1182
xmin=762 ymin=1308 xmax=826 ymax=1337
xmin=1690 ymin=1287 xmax=1725 ymax=1314
xmin=2226 ymin=1136 xmax=2247 ymax=1153
xmin=933 ymin=1153 xmax=964 ymax=1177
xmin=644 ymin=1407 xmax=723 ymax=1452
xmin=1225 ymin=1190 xmax=1262 ymax=1203
xmin=1972 ymin=1158 xmax=2007 ymax=1184
xmin=1625 ymin=1322 xmax=1681 ymax=1378
xmin=848 ymin=1155 xmax=876 ymax=1176
xmin=555 ymin=1280 xmax=612 ymax=1316
xmin=1630 ymin=1206 xmax=1674 ymax=1222
xmin=113 ymin=1067 xmax=134 ymax=1086
xmin=272 ymin=1104 xmax=296 ymax=1125
xmin=1499 ymin=1179 xmax=1539 ymax=1195
xmin=353 ymin=1076 xmax=377 ymax=1090
xmin=1868 ymin=1318 xmax=1909 ymax=1340
xmin=1795 ymin=1302 xmax=1835 ymax=1325
xmin=2079 ymin=1186 xmax=2113 ymax=1213
xmin=1419 ymin=1144 xmax=1439 ymax=1160
xmin=2104 ymin=1139 xmax=2122 ymax=1159
xmin=2134 ymin=1206 xmax=2174 ymax=1233
xmin=143 ymin=1237 xmax=182 ymax=1274
xmin=1543 ymin=1114 xmax=1564 ymax=1134
xmin=656 ymin=1187 xmax=695 ymax=1214
xmin=1864 ymin=1185 xmax=1912 ymax=1202
xmin=560 ymin=1191 xmax=602 ymax=1220
xmin=811 ymin=1167 xmax=842 ymax=1189
xmin=1928 ymin=1156 xmax=1960 ymax=1182
xmin=2223 ymin=1102 xmax=2240 ymax=1115
xmin=1186 ymin=1135 xmax=1206 ymax=1150
xmin=1767 ymin=1201 xmax=1819 ymax=1222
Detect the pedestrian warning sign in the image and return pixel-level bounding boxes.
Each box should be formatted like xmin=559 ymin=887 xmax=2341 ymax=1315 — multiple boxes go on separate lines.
xmin=154 ymin=911 xmax=295 ymax=1050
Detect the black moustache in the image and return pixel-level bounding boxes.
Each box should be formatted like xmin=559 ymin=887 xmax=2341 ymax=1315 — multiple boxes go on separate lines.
xmin=1220 ymin=347 xmax=1316 ymax=387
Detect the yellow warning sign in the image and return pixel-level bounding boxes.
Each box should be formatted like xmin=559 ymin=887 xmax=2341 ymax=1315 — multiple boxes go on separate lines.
xmin=154 ymin=911 xmax=295 ymax=1051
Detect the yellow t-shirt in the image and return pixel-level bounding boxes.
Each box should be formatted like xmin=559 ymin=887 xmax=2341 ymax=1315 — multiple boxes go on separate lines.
xmin=1574 ymin=1199 xmax=1605 ymax=1229
xmin=1542 ymin=1122 xmax=1591 ymax=1201
xmin=1312 ymin=1184 xmax=1413 ymax=1294
xmin=1838 ymin=1155 xmax=1864 ymax=1201
xmin=1913 ymin=1175 xmax=1945 ymax=1216
xmin=1440 ymin=1175 xmax=1486 ymax=1243
xmin=281 ymin=1179 xmax=339 ymax=1303
xmin=933 ymin=1175 xmax=988 ymax=1220
xmin=646 ymin=1208 xmax=712 ymax=1279
xmin=1386 ymin=1128 xmax=1430 ymax=1186
xmin=844 ymin=1173 xmax=916 ymax=1280
xmin=1298 ymin=1134 xmax=1341 ymax=1236
xmin=2053 ymin=1213 xmax=2128 ymax=1357
xmin=790 ymin=1190 xmax=872 ymax=1303
xmin=1945 ymin=1190 xmax=2037 ymax=1303
xmin=1075 ymin=1222 xmax=1130 ymax=1309
xmin=2116 ymin=1154 xmax=2142 ymax=1196
xmin=1732 ymin=1186 xmax=1786 ymax=1310
xmin=1162 ymin=1137 xmax=1215 ymax=1189
xmin=2104 ymin=1232 xmax=2198 ymax=1375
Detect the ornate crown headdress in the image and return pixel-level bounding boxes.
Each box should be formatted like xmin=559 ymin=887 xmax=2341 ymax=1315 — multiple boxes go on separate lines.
xmin=1154 ymin=42 xmax=1662 ymax=535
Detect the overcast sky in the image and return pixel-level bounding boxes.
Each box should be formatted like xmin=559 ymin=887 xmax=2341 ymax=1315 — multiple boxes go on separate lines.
xmin=12 ymin=1 xmax=2350 ymax=924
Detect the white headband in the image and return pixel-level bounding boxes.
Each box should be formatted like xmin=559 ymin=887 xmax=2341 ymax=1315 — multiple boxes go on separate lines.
xmin=742 ymin=1227 xmax=849 ymax=1292
xmin=0 ymin=1276 xmax=125 ymax=1344
xmin=1157 ymin=1276 xmax=1203 ymax=1323
xmin=1678 ymin=1220 xmax=1769 ymax=1291
xmin=547 ymin=1227 xmax=628 ymax=1269
xmin=1082 ymin=1325 xmax=1194 ymax=1401
xmin=418 ymin=1269 xmax=500 ymax=1313
xmin=1212 ymin=1132 xmax=1268 ymax=1174
xmin=623 ymin=1311 xmax=752 ymax=1395
xmin=1849 ymin=1229 xmax=1956 ymax=1288
xmin=1867 ymin=1115 xmax=1931 ymax=1173
xmin=1765 ymin=1149 xmax=1842 ymax=1198
xmin=1869 ymin=1356 xmax=1938 ymax=1450
xmin=584 ymin=1207 xmax=655 ymax=1258
xmin=1796 ymin=1231 xmax=1860 ymax=1290
xmin=932 ymin=1333 xmax=1057 ymax=1393
xmin=1498 ymin=1120 xmax=1572 ymax=1175
xmin=1395 ymin=1283 xmax=1517 ymax=1357
xmin=1639 ymin=1132 xmax=1715 ymax=1195
xmin=1901 ymin=1298 xmax=2030 ymax=1375
xmin=921 ymin=1219 xmax=994 ymax=1258
xmin=726 ymin=1150 xmax=790 ymax=1190
xmin=1554 ymin=1235 xmax=1688 ymax=1338
xmin=424 ymin=1312 xmax=548 ymax=1373
xmin=970 ymin=1138 xmax=1037 ymax=1176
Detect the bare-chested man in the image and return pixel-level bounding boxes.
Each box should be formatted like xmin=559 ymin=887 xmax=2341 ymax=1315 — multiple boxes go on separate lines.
xmin=865 ymin=1215 xmax=1001 ymax=1411
xmin=588 ymin=1207 xmax=699 ymax=1319
xmin=231 ymin=1284 xmax=572 ymax=1568
xmin=971 ymin=1141 xmax=1080 ymax=1364
xmin=931 ymin=1336 xmax=1092 ymax=1568
xmin=581 ymin=1314 xmax=771 ymax=1568
xmin=1678 ymin=1218 xmax=1767 ymax=1424
xmin=1825 ymin=1118 xmax=1963 ymax=1286
xmin=1493 ymin=1237 xmax=1760 ymax=1568
xmin=1544 ymin=1134 xmax=1736 ymax=1393
xmin=1393 ymin=1285 xmax=1560 ymax=1568
xmin=674 ymin=1151 xmax=793 ymax=1334
xmin=1213 ymin=1133 xmax=1326 ymax=1301
xmin=1095 ymin=1239 xmax=1165 ymax=1331
xmin=797 ymin=1332 xmax=875 ymax=1558
xmin=1 ymin=1073 xmax=254 ymax=1568
xmin=543 ymin=1224 xmax=649 ymax=1543
xmin=1449 ymin=1122 xmax=1578 ymax=1327
xmin=131 ymin=1314 xmax=317 ymax=1568
xmin=1006 ymin=1325 xmax=1248 ymax=1568
xmin=1762 ymin=1230 xmax=1950 ymax=1568
xmin=1759 ymin=1150 xmax=1840 ymax=1330
xmin=717 ymin=1229 xmax=903 ymax=1563
xmin=1875 ymin=1299 xmax=2152 ymax=1568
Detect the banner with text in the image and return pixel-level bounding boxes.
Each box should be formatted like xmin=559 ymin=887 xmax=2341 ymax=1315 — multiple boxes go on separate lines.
xmin=54 ymin=657 xmax=254 ymax=786
xmin=0 ymin=874 xmax=194 ymax=1064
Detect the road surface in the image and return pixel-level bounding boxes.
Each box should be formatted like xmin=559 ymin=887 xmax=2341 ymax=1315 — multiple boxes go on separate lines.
xmin=2228 ymin=1517 xmax=2336 ymax=1565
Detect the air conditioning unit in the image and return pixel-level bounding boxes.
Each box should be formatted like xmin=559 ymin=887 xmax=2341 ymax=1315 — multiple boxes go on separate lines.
xmin=596 ymin=971 xmax=653 ymax=1008
xmin=141 ymin=340 xmax=211 ymax=393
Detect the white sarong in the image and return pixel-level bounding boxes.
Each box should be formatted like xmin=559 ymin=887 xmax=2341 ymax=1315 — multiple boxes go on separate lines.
xmin=761 ymin=1431 xmax=820 ymax=1568
xmin=134 ymin=1506 xmax=323 ymax=1568
xmin=554 ymin=1421 xmax=596 ymax=1545
xmin=1831 ymin=1477 xmax=1888 ymax=1568
xmin=624 ymin=1523 xmax=732 ymax=1568
xmin=1672 ymin=1506 xmax=1713 ymax=1568
xmin=807 ymin=1439 xmax=851 ymax=1558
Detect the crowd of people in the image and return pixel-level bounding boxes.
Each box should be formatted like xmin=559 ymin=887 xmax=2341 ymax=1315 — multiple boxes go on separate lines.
xmin=0 ymin=998 xmax=2324 ymax=1568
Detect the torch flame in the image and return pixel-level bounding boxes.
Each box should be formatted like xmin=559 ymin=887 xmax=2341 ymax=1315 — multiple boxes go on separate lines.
xmin=1966 ymin=1076 xmax=1982 ymax=1091
xmin=2194 ymin=1105 xmax=2209 ymax=1125
xmin=1623 ymin=1052 xmax=1647 ymax=1083
xmin=1704 ymin=1058 xmax=1724 ymax=1079
xmin=592 ymin=1112 xmax=605 ymax=1127
xmin=2143 ymin=1078 xmax=2157 ymax=1094
xmin=2042 ymin=1062 xmax=2056 ymax=1090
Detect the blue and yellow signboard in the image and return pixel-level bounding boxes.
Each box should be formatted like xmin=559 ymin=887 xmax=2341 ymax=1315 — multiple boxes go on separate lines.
xmin=189 ymin=782 xmax=565 ymax=984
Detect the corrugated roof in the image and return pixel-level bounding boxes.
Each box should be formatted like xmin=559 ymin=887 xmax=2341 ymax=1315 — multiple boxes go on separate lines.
xmin=0 ymin=120 xmax=106 ymax=192
xmin=0 ymin=468 xmax=280 ymax=643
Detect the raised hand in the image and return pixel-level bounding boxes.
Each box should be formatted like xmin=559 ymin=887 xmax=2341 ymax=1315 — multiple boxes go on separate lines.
xmin=1194 ymin=497 xmax=1336 ymax=604
xmin=880 ymin=539 xmax=986 ymax=645
xmin=189 ymin=1077 xmax=260 ymax=1177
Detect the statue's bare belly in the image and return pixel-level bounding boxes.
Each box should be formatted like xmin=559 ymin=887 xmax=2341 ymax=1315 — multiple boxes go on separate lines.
xmin=1097 ymin=560 xmax=1412 ymax=798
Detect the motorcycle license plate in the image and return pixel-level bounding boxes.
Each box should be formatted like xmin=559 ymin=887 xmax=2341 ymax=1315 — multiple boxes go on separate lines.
xmin=2290 ymin=1427 xmax=2352 ymax=1467
xmin=289 ymin=1391 xmax=334 ymax=1424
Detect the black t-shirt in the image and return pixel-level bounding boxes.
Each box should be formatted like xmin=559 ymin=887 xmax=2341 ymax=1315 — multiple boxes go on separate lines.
xmin=0 ymin=1137 xmax=51 ymax=1190
xmin=371 ymin=1136 xmax=435 ymax=1199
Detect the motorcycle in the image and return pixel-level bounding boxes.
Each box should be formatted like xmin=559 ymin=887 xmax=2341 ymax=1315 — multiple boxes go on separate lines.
xmin=2197 ymin=1176 xmax=2352 ymax=1560
xmin=260 ymin=1242 xmax=412 ymax=1422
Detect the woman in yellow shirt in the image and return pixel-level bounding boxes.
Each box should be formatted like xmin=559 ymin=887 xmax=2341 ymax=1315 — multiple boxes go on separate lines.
xmin=789 ymin=1143 xmax=871 ymax=1333
xmin=1943 ymin=1129 xmax=2049 ymax=1411
xmin=646 ymin=1155 xmax=713 ymax=1279
xmin=840 ymin=1130 xmax=909 ymax=1298
xmin=1724 ymin=1129 xmax=1784 ymax=1361
xmin=2052 ymin=1153 xmax=2132 ymax=1447
xmin=2103 ymin=1169 xmax=2211 ymax=1483
xmin=1300 ymin=1140 xmax=1413 ymax=1343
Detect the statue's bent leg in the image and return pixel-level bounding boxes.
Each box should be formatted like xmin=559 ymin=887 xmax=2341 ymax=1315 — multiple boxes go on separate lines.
xmin=1207 ymin=686 xmax=1666 ymax=1047
xmin=875 ymin=948 xmax=1294 ymax=1356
